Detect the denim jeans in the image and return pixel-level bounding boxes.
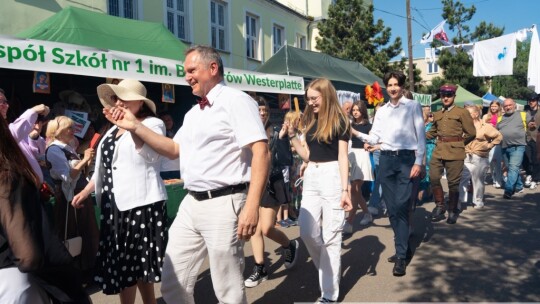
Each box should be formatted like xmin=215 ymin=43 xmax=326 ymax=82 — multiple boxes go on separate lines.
xmin=501 ymin=145 xmax=525 ymax=195
xmin=368 ymin=150 xmax=382 ymax=209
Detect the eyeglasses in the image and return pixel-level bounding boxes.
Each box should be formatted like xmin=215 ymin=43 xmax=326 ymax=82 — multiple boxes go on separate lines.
xmin=440 ymin=92 xmax=455 ymax=98
xmin=306 ymin=95 xmax=321 ymax=102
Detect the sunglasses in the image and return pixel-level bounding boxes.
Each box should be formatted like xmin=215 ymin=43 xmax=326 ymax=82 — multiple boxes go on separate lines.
xmin=440 ymin=92 xmax=455 ymax=98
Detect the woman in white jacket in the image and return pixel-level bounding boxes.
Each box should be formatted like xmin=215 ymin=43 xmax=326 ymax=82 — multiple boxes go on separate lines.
xmin=73 ymin=79 xmax=168 ymax=304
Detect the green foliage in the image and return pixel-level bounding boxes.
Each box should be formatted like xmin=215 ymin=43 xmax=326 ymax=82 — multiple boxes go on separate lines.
xmin=428 ymin=0 xmax=505 ymax=97
xmin=315 ymin=0 xmax=402 ymax=78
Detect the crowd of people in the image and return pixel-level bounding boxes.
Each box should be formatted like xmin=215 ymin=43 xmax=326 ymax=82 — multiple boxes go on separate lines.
xmin=1 ymin=45 xmax=540 ymax=304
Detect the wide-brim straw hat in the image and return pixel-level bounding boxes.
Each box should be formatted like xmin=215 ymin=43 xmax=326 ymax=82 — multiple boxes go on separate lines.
xmin=97 ymin=79 xmax=156 ymax=114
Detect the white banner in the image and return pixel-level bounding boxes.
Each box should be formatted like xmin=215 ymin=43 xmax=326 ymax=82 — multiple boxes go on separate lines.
xmin=0 ymin=36 xmax=304 ymax=94
xmin=412 ymin=92 xmax=432 ymax=106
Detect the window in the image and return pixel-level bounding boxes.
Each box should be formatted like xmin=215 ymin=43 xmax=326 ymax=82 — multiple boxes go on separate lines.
xmin=296 ymin=34 xmax=306 ymax=49
xmin=246 ymin=14 xmax=259 ymax=59
xmin=273 ymin=25 xmax=285 ymax=54
xmin=428 ymin=61 xmax=439 ymax=74
xmin=211 ymin=0 xmax=227 ymax=51
xmin=109 ymin=0 xmax=138 ymax=19
xmin=166 ymin=0 xmax=189 ymax=41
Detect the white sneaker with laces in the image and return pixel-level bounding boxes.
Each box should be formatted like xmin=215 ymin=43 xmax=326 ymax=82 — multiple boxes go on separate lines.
xmin=529 ymin=181 xmax=537 ymax=190
xmin=493 ymin=181 xmax=502 ymax=189
xmin=525 ymin=175 xmax=532 ymax=187
xmin=359 ymin=213 xmax=373 ymax=225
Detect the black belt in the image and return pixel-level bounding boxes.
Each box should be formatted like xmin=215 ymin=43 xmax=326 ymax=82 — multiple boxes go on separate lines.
xmin=380 ymin=150 xmax=415 ymax=156
xmin=189 ymin=183 xmax=249 ymax=201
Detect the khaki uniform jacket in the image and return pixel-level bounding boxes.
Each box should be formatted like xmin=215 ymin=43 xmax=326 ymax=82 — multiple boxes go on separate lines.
xmin=426 ymin=105 xmax=476 ymax=160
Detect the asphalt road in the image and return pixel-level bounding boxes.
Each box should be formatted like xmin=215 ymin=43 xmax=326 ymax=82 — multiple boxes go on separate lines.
xmin=89 ymin=182 xmax=540 ymax=303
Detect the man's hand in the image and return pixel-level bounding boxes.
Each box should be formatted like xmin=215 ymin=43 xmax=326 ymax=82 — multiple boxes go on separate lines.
xmin=103 ymin=107 xmax=139 ymax=131
xmin=410 ymin=164 xmax=422 ymax=179
xmin=237 ymin=203 xmax=258 ymax=241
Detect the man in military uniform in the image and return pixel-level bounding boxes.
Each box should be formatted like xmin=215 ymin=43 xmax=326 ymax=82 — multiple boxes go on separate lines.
xmin=427 ymin=84 xmax=476 ymax=224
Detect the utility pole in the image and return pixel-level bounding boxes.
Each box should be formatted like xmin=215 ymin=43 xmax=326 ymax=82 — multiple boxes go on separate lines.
xmin=406 ymin=0 xmax=414 ymax=92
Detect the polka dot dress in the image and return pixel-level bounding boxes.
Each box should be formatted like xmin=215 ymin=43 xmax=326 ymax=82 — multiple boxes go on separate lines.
xmin=94 ymin=128 xmax=168 ymax=295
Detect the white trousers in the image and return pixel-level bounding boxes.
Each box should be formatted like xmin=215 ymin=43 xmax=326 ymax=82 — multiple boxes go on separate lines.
xmin=161 ymin=192 xmax=247 ymax=304
xmin=459 ymin=154 xmax=489 ymax=206
xmin=0 ymin=267 xmax=49 ymax=304
xmin=299 ymin=161 xmax=345 ymax=301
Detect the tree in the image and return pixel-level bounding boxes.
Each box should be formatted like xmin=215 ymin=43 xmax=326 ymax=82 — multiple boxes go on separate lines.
xmin=428 ymin=0 xmax=504 ymax=97
xmin=315 ymin=0 xmax=402 ymax=78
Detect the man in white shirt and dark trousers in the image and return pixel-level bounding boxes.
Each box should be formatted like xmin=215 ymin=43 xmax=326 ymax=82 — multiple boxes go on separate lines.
xmin=102 ymin=45 xmax=269 ymax=304
xmin=354 ymin=71 xmax=425 ymax=277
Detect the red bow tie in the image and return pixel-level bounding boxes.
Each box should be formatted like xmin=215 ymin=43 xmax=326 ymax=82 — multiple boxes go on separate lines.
xmin=198 ymin=97 xmax=210 ymax=109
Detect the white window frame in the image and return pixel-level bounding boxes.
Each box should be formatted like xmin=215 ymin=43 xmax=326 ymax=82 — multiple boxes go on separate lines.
xmin=272 ymin=24 xmax=285 ymax=54
xmin=295 ymin=33 xmax=307 ymax=49
xmin=428 ymin=61 xmax=439 ymax=74
xmin=210 ymin=0 xmax=228 ymax=51
xmin=108 ymin=0 xmax=140 ymax=19
xmin=246 ymin=13 xmax=260 ymax=60
xmin=165 ymin=0 xmax=190 ymax=42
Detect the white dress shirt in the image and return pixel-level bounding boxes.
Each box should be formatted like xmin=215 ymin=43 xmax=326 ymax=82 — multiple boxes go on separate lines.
xmin=174 ymin=82 xmax=267 ymax=191
xmin=355 ymin=96 xmax=426 ymax=165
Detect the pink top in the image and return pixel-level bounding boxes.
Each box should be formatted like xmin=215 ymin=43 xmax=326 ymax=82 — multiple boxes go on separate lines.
xmin=489 ymin=114 xmax=498 ymax=127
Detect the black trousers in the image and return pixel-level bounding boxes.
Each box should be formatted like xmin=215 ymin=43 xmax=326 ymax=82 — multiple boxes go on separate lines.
xmin=379 ymin=152 xmax=415 ymax=259
xmin=523 ymin=140 xmax=540 ymax=181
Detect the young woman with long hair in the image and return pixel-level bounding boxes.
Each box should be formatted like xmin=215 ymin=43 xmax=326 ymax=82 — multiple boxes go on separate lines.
xmin=482 ymin=100 xmax=504 ymax=188
xmin=285 ymin=78 xmax=352 ymax=303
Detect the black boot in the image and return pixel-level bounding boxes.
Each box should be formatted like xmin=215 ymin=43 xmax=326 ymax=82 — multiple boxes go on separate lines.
xmin=431 ymin=186 xmax=446 ymax=222
xmin=446 ymin=191 xmax=460 ymax=224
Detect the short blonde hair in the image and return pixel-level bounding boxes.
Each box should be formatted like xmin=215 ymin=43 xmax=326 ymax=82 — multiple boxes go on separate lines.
xmin=46 ymin=115 xmax=74 ymax=142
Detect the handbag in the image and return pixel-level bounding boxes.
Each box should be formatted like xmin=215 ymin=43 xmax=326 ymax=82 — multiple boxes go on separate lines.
xmin=63 ymin=200 xmax=82 ymax=257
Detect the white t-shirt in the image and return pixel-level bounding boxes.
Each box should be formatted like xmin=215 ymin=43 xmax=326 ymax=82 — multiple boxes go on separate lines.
xmin=174 ymin=82 xmax=267 ymax=191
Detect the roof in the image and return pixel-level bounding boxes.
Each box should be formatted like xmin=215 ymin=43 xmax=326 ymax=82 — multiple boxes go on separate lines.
xmin=257 ymin=45 xmax=383 ymax=92
xmin=16 ymin=6 xmax=187 ymax=61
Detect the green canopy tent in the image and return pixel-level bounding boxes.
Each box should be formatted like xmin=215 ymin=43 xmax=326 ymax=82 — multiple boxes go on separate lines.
xmin=431 ymin=85 xmax=483 ymax=111
xmin=257 ymin=45 xmax=383 ymax=93
xmin=16 ymin=6 xmax=187 ymax=61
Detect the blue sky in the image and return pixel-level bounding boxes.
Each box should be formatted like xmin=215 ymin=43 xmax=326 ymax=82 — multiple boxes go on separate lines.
xmin=373 ymin=0 xmax=540 ymax=59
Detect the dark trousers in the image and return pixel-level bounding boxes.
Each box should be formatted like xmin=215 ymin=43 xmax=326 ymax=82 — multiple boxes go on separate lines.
xmin=379 ymin=152 xmax=415 ymax=259
xmin=429 ymin=158 xmax=464 ymax=192
xmin=524 ymin=140 xmax=540 ymax=181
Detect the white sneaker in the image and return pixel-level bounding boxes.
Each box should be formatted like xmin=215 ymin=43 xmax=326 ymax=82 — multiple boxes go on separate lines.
xmin=525 ymin=175 xmax=532 ymax=187
xmin=368 ymin=206 xmax=379 ymax=216
xmin=473 ymin=202 xmax=485 ymax=209
xmin=493 ymin=181 xmax=502 ymax=189
xmin=359 ymin=213 xmax=373 ymax=225
xmin=530 ymin=181 xmax=537 ymax=190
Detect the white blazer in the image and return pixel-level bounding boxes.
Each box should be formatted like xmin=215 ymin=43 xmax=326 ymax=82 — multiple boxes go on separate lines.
xmin=92 ymin=117 xmax=167 ymax=211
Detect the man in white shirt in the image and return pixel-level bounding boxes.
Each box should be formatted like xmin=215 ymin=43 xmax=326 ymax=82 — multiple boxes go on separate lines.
xmin=102 ymin=45 xmax=269 ymax=304
xmin=354 ymin=71 xmax=425 ymax=277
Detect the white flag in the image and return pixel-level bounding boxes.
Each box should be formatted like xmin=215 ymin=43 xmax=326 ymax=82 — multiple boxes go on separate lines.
xmin=473 ymin=33 xmax=517 ymax=77
xmin=421 ymin=20 xmax=449 ymax=44
xmin=528 ymin=25 xmax=540 ymax=93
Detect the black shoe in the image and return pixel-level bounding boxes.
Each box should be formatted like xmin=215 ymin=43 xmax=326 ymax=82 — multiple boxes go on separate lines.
xmin=446 ymin=209 xmax=460 ymax=224
xmin=392 ymin=258 xmax=407 ymax=276
xmin=503 ymin=192 xmax=512 ymax=199
xmin=431 ymin=206 xmax=446 ymax=222
xmin=283 ymin=239 xmax=299 ymax=269
xmin=387 ymin=250 xmax=413 ymax=264
xmin=244 ymin=264 xmax=268 ymax=288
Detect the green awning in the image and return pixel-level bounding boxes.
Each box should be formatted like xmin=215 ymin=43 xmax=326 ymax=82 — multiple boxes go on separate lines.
xmin=16 ymin=6 xmax=187 ymax=61
xmin=257 ymin=45 xmax=383 ymax=92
